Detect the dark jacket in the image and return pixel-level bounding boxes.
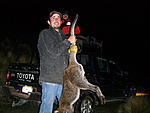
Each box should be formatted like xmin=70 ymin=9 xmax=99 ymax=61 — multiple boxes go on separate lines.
xmin=37 ymin=26 xmax=71 ymax=84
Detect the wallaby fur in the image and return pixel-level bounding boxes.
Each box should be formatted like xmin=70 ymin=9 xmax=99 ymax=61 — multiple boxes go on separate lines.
xmin=54 ymin=52 xmax=105 ymax=113
xmin=54 ymin=14 xmax=105 ymax=113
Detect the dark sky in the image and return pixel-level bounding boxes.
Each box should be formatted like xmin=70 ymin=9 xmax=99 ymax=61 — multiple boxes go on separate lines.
xmin=0 ymin=1 xmax=150 ymax=85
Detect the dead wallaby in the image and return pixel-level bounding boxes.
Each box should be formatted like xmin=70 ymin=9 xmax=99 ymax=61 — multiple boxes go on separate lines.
xmin=54 ymin=14 xmax=105 ymax=113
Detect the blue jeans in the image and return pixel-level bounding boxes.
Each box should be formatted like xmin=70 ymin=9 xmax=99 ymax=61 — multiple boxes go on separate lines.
xmin=39 ymin=82 xmax=63 ymax=113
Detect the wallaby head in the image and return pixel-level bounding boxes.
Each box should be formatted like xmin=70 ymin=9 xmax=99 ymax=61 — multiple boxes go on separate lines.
xmin=68 ymin=51 xmax=78 ymax=66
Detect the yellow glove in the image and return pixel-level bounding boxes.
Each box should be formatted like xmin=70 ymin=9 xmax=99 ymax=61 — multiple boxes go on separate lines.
xmin=68 ymin=45 xmax=78 ymax=53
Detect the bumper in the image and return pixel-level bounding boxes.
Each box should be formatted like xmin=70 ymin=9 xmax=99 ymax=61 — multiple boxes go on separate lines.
xmin=3 ymin=85 xmax=41 ymax=101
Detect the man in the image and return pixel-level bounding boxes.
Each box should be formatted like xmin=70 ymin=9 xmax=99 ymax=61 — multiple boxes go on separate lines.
xmin=37 ymin=11 xmax=76 ymax=113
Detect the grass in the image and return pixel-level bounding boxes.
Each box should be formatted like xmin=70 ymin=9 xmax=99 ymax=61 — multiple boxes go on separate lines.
xmin=118 ymin=96 xmax=150 ymax=113
xmin=0 ymin=95 xmax=150 ymax=113
xmin=0 ymin=101 xmax=39 ymax=113
xmin=94 ymin=96 xmax=150 ymax=113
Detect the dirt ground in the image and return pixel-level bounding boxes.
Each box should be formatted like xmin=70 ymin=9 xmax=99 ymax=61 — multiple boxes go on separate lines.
xmin=0 ymin=100 xmax=121 ymax=113
xmin=0 ymin=96 xmax=150 ymax=113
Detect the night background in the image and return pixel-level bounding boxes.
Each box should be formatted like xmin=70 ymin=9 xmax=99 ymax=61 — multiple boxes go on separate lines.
xmin=0 ymin=1 xmax=150 ymax=113
xmin=0 ymin=1 xmax=149 ymax=88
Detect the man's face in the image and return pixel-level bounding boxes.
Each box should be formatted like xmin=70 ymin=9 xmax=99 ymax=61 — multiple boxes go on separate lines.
xmin=49 ymin=14 xmax=62 ymax=29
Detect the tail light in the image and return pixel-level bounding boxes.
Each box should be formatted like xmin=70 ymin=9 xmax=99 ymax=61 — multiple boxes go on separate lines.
xmin=5 ymin=81 xmax=10 ymax=85
xmin=6 ymin=73 xmax=10 ymax=79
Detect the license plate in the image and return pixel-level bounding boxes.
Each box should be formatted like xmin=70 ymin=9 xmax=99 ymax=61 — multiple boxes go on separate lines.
xmin=22 ymin=85 xmax=33 ymax=93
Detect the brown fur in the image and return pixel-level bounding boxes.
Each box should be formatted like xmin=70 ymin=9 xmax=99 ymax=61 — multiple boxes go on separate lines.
xmin=54 ymin=14 xmax=105 ymax=113
xmin=54 ymin=52 xmax=105 ymax=113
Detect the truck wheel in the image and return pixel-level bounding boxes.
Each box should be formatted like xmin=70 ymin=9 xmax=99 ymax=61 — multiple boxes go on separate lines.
xmin=74 ymin=95 xmax=95 ymax=113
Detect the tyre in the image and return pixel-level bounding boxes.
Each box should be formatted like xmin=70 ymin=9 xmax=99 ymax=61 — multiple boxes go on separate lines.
xmin=74 ymin=92 xmax=96 ymax=113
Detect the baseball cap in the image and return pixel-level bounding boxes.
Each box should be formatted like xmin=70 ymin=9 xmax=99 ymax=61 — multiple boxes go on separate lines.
xmin=49 ymin=11 xmax=62 ymax=18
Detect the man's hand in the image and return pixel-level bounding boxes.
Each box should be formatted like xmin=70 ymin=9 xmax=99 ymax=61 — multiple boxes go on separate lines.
xmin=68 ymin=45 xmax=78 ymax=53
xmin=68 ymin=35 xmax=77 ymax=44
